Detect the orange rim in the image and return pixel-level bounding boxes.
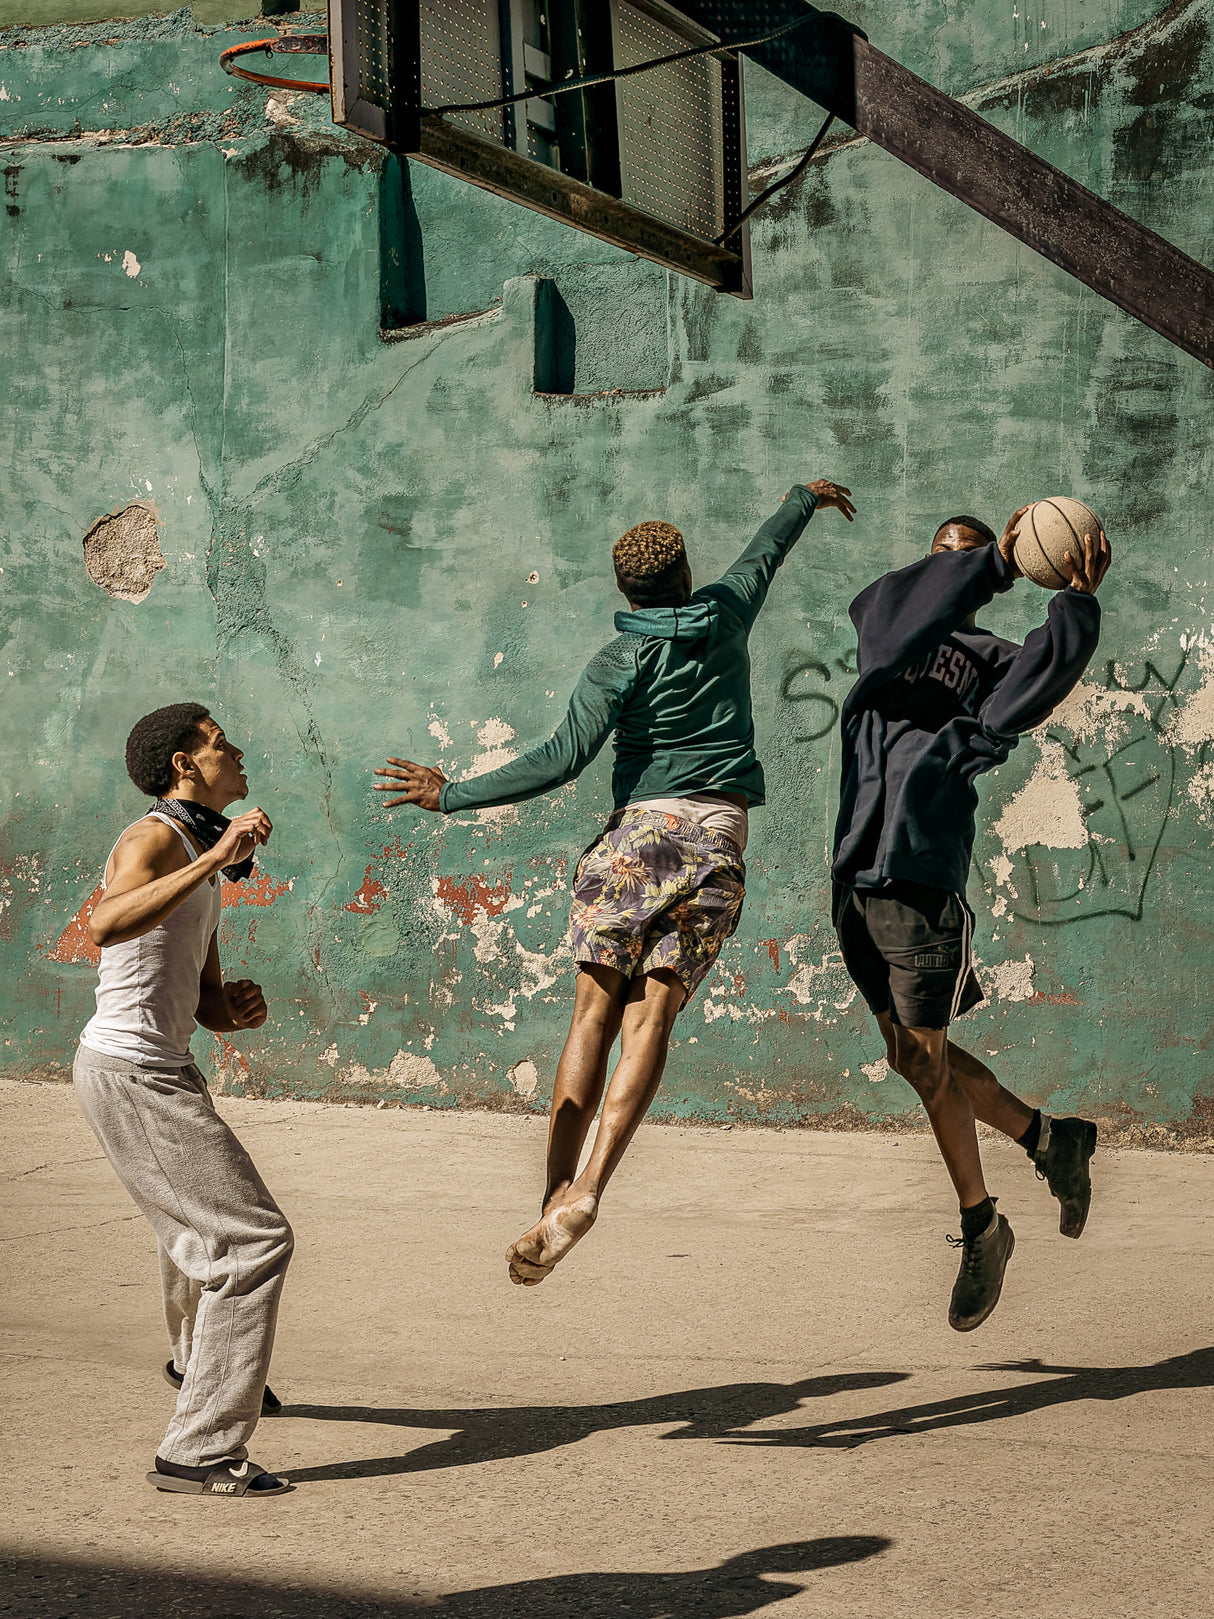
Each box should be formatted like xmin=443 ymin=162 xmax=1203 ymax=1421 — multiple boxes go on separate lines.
xmin=219 ymin=37 xmax=329 ymax=94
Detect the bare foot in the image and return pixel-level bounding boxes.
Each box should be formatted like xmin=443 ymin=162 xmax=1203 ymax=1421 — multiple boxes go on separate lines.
xmin=506 ymin=1193 xmax=599 ymax=1286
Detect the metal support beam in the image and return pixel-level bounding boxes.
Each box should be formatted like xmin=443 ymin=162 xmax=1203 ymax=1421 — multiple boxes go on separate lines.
xmin=679 ymin=1 xmax=1214 ymax=368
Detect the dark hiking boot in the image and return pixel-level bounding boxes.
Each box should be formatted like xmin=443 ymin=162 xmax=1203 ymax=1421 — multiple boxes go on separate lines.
xmin=947 ymin=1204 xmax=1015 ymax=1332
xmin=1034 ymin=1115 xmax=1098 ymax=1239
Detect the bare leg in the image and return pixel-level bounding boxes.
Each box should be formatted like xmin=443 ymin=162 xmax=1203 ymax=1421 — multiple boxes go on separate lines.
xmin=946 ymin=1043 xmax=1033 ymax=1141
xmin=890 ymin=1024 xmax=988 ymax=1207
xmin=543 ymin=964 xmax=629 ymax=1208
xmin=876 ymin=1012 xmax=1032 ymax=1143
xmin=507 ymin=968 xmax=685 ymax=1285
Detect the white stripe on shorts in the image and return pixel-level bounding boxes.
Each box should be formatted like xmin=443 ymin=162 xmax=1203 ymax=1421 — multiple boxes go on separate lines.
xmin=947 ymin=897 xmax=974 ymax=1023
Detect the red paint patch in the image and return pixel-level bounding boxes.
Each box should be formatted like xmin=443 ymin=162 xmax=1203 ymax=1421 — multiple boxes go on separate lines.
xmin=345 ymin=872 xmax=388 ymax=915
xmin=222 ymin=871 xmax=291 ymax=908
xmin=46 ymin=885 xmax=104 ymax=966
xmin=434 ymin=871 xmax=513 ymax=925
xmin=342 ymin=839 xmax=413 ymax=915
xmin=214 ymin=1035 xmax=250 ymax=1076
xmin=761 ymin=939 xmax=780 ymax=971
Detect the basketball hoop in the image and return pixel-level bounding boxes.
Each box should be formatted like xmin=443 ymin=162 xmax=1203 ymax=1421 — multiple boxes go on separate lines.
xmin=219 ymin=34 xmax=328 ymax=95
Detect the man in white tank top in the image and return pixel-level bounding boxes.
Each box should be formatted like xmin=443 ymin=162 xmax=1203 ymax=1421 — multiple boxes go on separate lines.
xmin=73 ymin=702 xmax=293 ymax=1498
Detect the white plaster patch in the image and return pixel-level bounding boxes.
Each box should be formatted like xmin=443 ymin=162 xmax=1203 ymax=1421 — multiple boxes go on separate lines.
xmin=508 ymin=1058 xmax=538 ymax=1096
xmin=340 ymin=1049 xmax=444 ymax=1091
xmin=989 ymin=852 xmax=1016 ymax=894
xmin=476 ymin=717 xmax=517 ymax=748
xmin=1185 ymin=761 xmax=1214 ymax=825
xmin=460 ymin=719 xmax=519 ymax=783
xmin=1047 ymin=680 xmax=1150 ymax=747
xmin=493 ymin=652 xmax=504 ymax=668
xmin=981 ymin=954 xmax=1036 ymax=1003
xmin=428 ymin=717 xmax=453 ymax=748
xmin=992 ymin=740 xmax=1087 ymax=853
xmin=122 ymin=250 xmax=141 ymax=278
xmin=861 ymin=1057 xmax=888 ymax=1084
xmin=265 ymin=93 xmax=301 ymax=128
xmin=781 ymin=951 xmax=857 ymax=1021
xmin=357 ymin=1000 xmax=379 ymax=1026
xmin=1167 ymin=645 xmax=1214 ymax=753
xmin=0 ymin=86 xmax=10 ymax=102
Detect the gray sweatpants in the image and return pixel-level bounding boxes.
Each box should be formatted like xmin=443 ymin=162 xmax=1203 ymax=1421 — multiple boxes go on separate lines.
xmin=72 ymin=1045 xmax=293 ymax=1467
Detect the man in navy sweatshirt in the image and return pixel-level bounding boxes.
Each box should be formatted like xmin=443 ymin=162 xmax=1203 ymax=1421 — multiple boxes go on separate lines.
xmin=376 ymin=478 xmax=855 ymax=1287
xmin=832 ymin=510 xmax=1110 ymax=1332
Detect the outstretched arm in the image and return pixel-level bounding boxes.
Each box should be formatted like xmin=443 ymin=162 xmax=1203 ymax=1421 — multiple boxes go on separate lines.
xmin=846 ymin=520 xmax=1023 ymax=709
xmin=978 ymin=529 xmax=1108 ymax=740
xmin=376 ymin=641 xmax=639 ymax=815
xmin=700 ymin=478 xmax=855 ymax=632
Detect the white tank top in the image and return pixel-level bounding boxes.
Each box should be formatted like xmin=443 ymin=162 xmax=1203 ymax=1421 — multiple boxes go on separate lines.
xmin=79 ymin=813 xmax=222 ymax=1070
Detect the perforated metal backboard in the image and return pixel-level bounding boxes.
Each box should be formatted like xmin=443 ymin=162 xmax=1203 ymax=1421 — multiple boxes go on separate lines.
xmin=328 ymin=0 xmax=752 ymax=295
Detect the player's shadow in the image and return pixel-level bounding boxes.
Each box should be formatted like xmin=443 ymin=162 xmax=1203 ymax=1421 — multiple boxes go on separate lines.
xmin=435 ymin=1536 xmax=892 ymax=1617
xmin=720 ymin=1347 xmax=1214 ymax=1451
xmin=281 ymin=1370 xmax=907 ymax=1482
xmin=3 ymin=1537 xmax=893 ymax=1618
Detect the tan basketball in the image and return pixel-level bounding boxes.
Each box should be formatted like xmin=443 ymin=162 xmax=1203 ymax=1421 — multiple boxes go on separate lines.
xmin=1014 ymin=497 xmax=1106 ymax=589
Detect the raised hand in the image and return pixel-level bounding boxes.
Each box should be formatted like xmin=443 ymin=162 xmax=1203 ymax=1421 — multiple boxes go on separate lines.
xmin=213 ymin=807 xmax=273 ymax=867
xmin=374 ymin=758 xmax=447 ymax=812
xmin=225 ymin=978 xmax=268 ymax=1029
xmin=997 ymin=506 xmax=1031 ymax=578
xmin=1063 ymin=529 xmax=1112 ymax=595
xmin=805 ymin=479 xmax=856 ymax=521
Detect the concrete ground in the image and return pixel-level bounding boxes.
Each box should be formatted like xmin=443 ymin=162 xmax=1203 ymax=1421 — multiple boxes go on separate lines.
xmin=2 ymin=1076 xmax=1211 ymax=1619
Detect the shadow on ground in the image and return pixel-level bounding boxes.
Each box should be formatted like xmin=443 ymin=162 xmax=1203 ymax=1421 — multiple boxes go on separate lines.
xmin=721 ymin=1348 xmax=1214 ymax=1449
xmin=280 ymin=1371 xmax=908 ymax=1481
xmin=279 ymin=1349 xmax=1214 ymax=1479
xmin=0 ymin=1537 xmax=892 ymax=1618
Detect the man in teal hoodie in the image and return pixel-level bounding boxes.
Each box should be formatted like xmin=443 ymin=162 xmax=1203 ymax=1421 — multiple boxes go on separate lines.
xmin=376 ymin=478 xmax=855 ymax=1285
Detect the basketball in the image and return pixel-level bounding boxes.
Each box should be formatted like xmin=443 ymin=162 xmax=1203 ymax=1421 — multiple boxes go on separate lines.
xmin=1014 ymin=497 xmax=1106 ymax=588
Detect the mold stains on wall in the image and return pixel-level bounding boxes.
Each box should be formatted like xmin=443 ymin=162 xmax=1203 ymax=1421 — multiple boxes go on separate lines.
xmin=81 ymin=503 xmax=164 ymax=602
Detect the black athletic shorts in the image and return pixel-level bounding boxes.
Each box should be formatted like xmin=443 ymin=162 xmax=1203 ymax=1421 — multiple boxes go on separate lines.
xmin=832 ymin=878 xmax=985 ymax=1029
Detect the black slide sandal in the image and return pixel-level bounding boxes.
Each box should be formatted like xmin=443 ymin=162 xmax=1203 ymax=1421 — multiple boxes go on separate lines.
xmin=146 ymin=1460 xmax=291 ymax=1497
xmin=163 ymin=1360 xmax=282 ymax=1414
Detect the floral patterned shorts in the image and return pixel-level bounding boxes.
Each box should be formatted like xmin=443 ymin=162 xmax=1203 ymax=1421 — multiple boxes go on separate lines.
xmin=569 ymin=806 xmax=746 ymax=1003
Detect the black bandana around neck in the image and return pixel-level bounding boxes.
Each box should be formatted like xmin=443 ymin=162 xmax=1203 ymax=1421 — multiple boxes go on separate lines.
xmin=153 ymin=798 xmax=255 ymax=882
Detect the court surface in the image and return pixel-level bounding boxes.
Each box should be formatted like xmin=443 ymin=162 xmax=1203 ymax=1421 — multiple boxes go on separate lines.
xmin=3 ymin=1076 xmax=1211 ymax=1618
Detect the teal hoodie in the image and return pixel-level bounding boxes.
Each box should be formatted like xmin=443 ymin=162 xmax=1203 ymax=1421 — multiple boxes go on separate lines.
xmin=439 ymin=485 xmax=819 ymax=815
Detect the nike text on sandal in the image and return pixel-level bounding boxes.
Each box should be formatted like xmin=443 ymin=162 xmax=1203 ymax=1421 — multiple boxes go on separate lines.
xmin=163 ymin=1359 xmax=282 ymax=1414
xmin=1034 ymin=1115 xmax=1098 ymax=1239
xmin=946 ymin=1205 xmax=1015 ymax=1332
xmin=147 ymin=1459 xmax=291 ymax=1496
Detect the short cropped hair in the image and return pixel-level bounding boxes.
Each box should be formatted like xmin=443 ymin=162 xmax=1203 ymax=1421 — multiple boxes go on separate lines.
xmin=613 ymin=520 xmax=688 ymax=606
xmin=125 ymin=702 xmax=211 ymax=797
xmin=934 ymin=514 xmax=997 ymax=547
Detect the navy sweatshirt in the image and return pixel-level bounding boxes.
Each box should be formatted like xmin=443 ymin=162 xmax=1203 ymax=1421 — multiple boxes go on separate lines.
xmin=831 ymin=542 xmax=1101 ymax=894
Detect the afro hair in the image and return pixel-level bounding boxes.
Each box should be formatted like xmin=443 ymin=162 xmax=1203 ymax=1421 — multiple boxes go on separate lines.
xmin=125 ymin=702 xmax=211 ymax=798
xmin=612 ymin=520 xmax=688 ymax=606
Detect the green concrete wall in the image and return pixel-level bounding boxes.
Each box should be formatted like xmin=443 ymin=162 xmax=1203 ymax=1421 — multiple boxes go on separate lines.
xmin=3 ymin=3 xmax=1214 ymax=1139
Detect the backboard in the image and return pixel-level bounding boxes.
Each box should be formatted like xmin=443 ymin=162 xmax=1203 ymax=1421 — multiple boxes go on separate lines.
xmin=327 ymin=0 xmax=752 ymax=296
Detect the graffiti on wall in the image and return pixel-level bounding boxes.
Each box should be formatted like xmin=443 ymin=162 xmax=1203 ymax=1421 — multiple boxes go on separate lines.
xmin=981 ymin=642 xmax=1214 ymax=926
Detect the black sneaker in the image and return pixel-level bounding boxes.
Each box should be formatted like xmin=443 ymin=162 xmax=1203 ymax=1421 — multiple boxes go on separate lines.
xmin=1034 ymin=1116 xmax=1098 ymax=1239
xmin=947 ymin=1204 xmax=1015 ymax=1332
